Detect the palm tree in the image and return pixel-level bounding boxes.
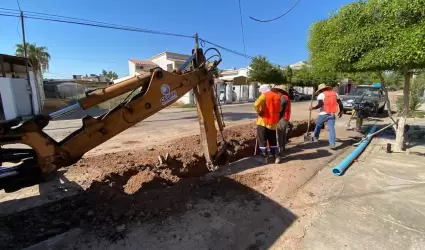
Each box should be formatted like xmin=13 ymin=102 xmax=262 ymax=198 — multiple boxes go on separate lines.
xmin=15 ymin=43 xmax=51 ymax=114
xmin=15 ymin=43 xmax=51 ymax=77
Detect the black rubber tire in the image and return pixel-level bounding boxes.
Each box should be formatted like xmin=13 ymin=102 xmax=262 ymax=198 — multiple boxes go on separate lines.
xmin=378 ymin=105 xmax=385 ymax=114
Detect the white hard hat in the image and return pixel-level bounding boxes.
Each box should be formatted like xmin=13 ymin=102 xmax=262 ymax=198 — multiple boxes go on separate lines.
xmin=259 ymin=84 xmax=271 ymax=94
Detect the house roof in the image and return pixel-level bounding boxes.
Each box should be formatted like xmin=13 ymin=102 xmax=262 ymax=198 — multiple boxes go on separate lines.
xmin=129 ymin=59 xmax=158 ymax=66
xmin=0 ymin=54 xmax=31 ymax=67
xmin=221 ymin=70 xmax=239 ymax=75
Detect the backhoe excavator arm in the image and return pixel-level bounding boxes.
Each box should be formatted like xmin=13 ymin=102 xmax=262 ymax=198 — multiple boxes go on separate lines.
xmin=0 ymin=47 xmax=226 ymax=191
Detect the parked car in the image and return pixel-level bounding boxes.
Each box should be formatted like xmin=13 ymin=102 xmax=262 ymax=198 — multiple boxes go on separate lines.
xmin=340 ymin=84 xmax=386 ymax=116
xmin=289 ymin=88 xmax=312 ymax=101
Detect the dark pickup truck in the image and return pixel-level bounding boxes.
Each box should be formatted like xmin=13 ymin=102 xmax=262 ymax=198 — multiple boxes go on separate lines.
xmin=340 ymin=85 xmax=386 ymax=116
xmin=289 ymin=88 xmax=312 ymax=101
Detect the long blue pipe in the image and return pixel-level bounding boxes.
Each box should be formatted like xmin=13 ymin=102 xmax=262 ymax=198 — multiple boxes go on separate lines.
xmin=332 ymin=124 xmax=378 ymax=176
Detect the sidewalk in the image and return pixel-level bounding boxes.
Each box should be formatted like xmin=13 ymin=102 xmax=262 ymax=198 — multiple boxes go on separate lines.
xmin=278 ymin=133 xmax=425 ymax=249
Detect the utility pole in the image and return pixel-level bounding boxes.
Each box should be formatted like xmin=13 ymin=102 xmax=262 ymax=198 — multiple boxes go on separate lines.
xmin=21 ymin=11 xmax=35 ymax=115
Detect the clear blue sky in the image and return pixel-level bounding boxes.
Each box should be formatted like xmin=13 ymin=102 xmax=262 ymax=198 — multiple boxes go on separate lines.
xmin=0 ymin=0 xmax=353 ymax=79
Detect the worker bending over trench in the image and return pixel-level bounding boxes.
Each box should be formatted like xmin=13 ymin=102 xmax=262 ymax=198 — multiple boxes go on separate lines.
xmin=254 ymin=84 xmax=290 ymax=164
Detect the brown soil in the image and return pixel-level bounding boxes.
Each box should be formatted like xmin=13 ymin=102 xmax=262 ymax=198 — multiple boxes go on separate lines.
xmin=0 ymin=120 xmax=315 ymax=250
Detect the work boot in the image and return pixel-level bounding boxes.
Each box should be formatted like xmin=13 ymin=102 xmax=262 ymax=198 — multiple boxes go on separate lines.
xmin=259 ymin=151 xmax=269 ymax=163
xmin=267 ymin=154 xmax=276 ymax=164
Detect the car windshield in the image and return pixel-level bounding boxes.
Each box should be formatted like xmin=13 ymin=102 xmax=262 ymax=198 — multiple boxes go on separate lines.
xmin=349 ymin=87 xmax=379 ymax=97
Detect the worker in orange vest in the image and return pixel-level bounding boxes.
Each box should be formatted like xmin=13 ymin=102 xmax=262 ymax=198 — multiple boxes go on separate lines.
xmin=254 ymin=84 xmax=282 ymax=163
xmin=309 ymin=83 xmax=343 ymax=149
xmin=270 ymin=85 xmax=291 ymax=157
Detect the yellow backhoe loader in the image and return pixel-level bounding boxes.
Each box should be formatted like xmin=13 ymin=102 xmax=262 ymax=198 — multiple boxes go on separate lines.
xmin=0 ymin=40 xmax=228 ymax=192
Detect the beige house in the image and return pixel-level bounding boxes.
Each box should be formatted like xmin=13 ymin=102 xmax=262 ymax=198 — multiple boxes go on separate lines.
xmin=115 ymin=51 xmax=195 ymax=104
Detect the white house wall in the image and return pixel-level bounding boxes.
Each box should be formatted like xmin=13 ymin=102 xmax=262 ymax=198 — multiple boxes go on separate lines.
xmin=249 ymin=83 xmax=257 ymax=101
xmin=233 ymin=85 xmax=249 ymax=101
xmin=150 ymin=56 xmax=173 ymax=72
xmin=2 ymin=63 xmax=44 ymax=115
xmin=128 ymin=61 xmax=136 ymax=76
xmin=0 ymin=78 xmax=18 ymax=119
xmin=10 ymin=78 xmax=32 ymax=117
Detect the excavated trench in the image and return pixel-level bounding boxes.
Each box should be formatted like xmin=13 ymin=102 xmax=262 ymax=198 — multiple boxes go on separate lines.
xmin=0 ymin=120 xmax=315 ymax=249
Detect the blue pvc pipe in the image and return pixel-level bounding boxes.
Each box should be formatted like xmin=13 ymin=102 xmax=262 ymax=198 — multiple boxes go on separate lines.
xmin=332 ymin=124 xmax=378 ymax=176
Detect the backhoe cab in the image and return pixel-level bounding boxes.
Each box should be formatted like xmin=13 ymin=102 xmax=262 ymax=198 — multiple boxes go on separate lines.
xmin=0 ymin=44 xmax=227 ymax=192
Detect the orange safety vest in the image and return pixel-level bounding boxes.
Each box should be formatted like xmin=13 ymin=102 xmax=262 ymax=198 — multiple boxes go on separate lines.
xmin=323 ymin=90 xmax=338 ymax=114
xmin=262 ymin=91 xmax=281 ymax=125
xmin=270 ymin=88 xmax=291 ymax=121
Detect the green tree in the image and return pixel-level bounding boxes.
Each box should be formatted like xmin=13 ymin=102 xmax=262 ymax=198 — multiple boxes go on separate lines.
xmin=15 ymin=43 xmax=50 ymax=77
xmin=344 ymin=72 xmax=380 ymax=85
xmin=293 ymin=65 xmax=341 ymax=87
xmin=101 ymin=69 xmax=118 ymax=80
xmin=308 ymin=0 xmax=425 ymax=151
xmin=248 ymin=56 xmax=286 ymax=84
xmin=384 ymin=71 xmax=404 ymax=89
xmin=285 ymin=66 xmax=293 ymax=84
xmin=16 ymin=43 xmax=50 ymax=113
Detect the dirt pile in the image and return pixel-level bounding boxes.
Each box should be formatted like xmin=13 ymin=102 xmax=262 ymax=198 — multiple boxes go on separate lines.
xmin=73 ymin=120 xmax=315 ymax=180
xmin=0 ymin=120 xmax=315 ymax=249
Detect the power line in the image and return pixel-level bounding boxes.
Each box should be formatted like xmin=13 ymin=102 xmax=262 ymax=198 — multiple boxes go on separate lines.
xmin=24 ymin=14 xmax=196 ymax=39
xmin=0 ymin=11 xmax=20 ymax=18
xmin=0 ymin=8 xmax=255 ymax=60
xmin=0 ymin=7 xmax=20 ymax=13
xmin=24 ymin=11 xmax=255 ymax=59
xmin=16 ymin=0 xmax=22 ymax=11
xmin=249 ymin=0 xmax=301 ymax=23
xmin=237 ymin=0 xmax=249 ymax=65
xmin=200 ymin=39 xmax=254 ymax=59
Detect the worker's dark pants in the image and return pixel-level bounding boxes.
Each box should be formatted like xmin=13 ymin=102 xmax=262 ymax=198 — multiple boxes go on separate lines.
xmin=277 ymin=118 xmax=289 ymax=153
xmin=257 ymin=125 xmax=278 ymax=156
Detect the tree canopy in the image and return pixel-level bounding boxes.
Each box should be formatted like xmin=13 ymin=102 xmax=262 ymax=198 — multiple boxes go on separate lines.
xmin=285 ymin=66 xmax=293 ymax=84
xmin=309 ymin=0 xmax=425 ymax=73
xmin=308 ymin=0 xmax=425 ymax=150
xmin=248 ymin=56 xmax=286 ymax=84
xmin=292 ymin=65 xmax=341 ymax=87
xmin=15 ymin=43 xmax=50 ymax=74
xmin=101 ymin=69 xmax=118 ymax=80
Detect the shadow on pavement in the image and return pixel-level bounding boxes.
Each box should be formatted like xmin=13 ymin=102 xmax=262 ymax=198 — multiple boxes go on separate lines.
xmin=0 ymin=170 xmax=82 ymax=216
xmin=0 ymin=172 xmax=297 ymax=250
